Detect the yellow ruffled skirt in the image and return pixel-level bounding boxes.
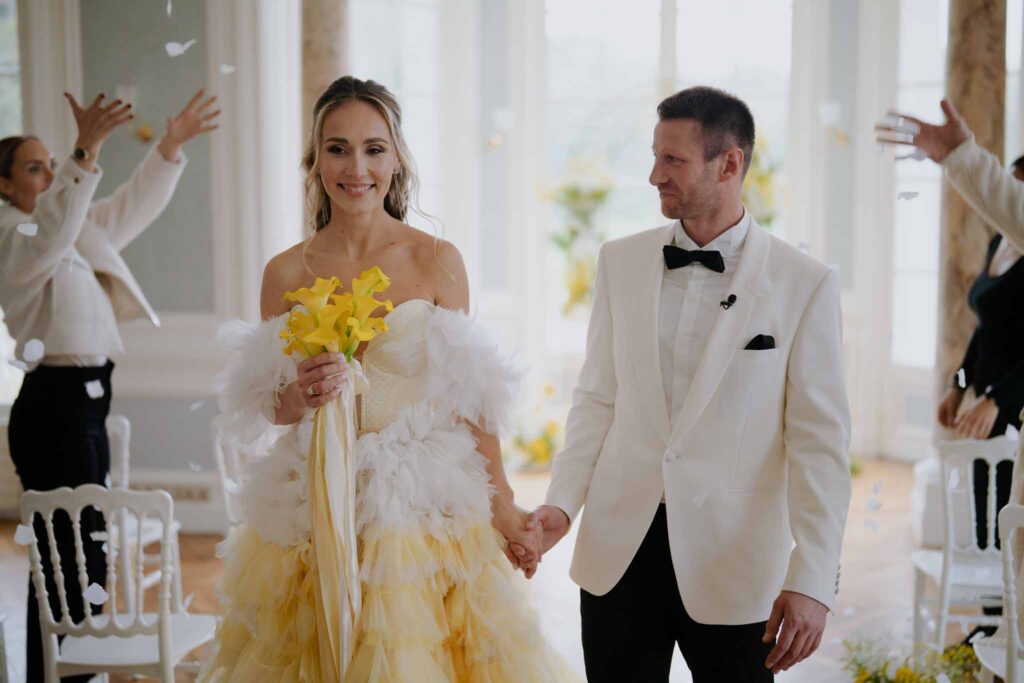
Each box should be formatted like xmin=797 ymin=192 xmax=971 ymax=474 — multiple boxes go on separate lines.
xmin=201 ymin=519 xmax=579 ymax=682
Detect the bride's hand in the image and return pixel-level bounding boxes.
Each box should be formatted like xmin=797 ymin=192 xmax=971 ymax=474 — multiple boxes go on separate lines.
xmin=295 ymin=352 xmax=349 ymax=407
xmin=492 ymin=499 xmax=543 ymax=578
xmin=274 ymin=352 xmax=349 ymax=424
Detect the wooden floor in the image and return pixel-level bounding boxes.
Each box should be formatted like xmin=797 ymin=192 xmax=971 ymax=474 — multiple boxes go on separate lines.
xmin=0 ymin=459 xmax=941 ymax=682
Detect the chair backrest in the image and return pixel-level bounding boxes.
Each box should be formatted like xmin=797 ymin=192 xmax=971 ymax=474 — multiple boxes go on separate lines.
xmin=999 ymin=503 xmax=1024 ymax=682
xmin=939 ymin=436 xmax=1018 ymax=560
xmin=19 ymin=484 xmax=178 ymax=642
xmin=105 ymin=415 xmax=131 ymax=489
xmin=212 ymin=426 xmax=244 ymax=527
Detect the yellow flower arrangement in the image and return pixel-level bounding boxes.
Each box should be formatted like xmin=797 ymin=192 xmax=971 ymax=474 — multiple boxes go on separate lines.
xmin=280 ymin=267 xmax=394 ymax=362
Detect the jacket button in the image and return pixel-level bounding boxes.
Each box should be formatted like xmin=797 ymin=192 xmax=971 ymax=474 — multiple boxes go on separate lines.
xmin=665 ymin=450 xmax=678 ymax=462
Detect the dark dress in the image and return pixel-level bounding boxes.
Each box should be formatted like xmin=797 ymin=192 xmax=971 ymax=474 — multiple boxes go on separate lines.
xmin=956 ymin=234 xmax=1024 ymax=550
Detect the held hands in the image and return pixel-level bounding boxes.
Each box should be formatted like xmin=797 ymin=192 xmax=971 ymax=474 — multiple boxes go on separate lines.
xmin=875 ymin=99 xmax=971 ymax=163
xmin=499 ymin=505 xmax=572 ymax=579
xmin=64 ymin=92 xmax=134 ymax=169
xmin=492 ymin=499 xmax=544 ymax=579
xmin=158 ymin=89 xmax=221 ymax=162
xmin=763 ymin=591 xmax=828 ymax=674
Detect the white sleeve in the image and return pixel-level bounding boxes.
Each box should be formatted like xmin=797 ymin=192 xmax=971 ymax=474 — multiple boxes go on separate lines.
xmin=942 ymin=137 xmax=1024 ymax=254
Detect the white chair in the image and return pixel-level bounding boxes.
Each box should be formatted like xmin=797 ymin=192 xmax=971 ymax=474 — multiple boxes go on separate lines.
xmin=973 ymin=504 xmax=1024 ymax=683
xmin=211 ymin=427 xmax=245 ymax=530
xmin=913 ymin=436 xmax=1018 ymax=650
xmin=19 ymin=484 xmax=215 ymax=682
xmin=105 ymin=416 xmax=182 ymax=613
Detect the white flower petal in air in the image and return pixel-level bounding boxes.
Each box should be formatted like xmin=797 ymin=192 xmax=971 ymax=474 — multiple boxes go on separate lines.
xmin=167 ymin=0 xmax=172 ymax=17
xmin=188 ymin=461 xmax=202 ymax=472
xmin=897 ymin=191 xmax=920 ymax=200
xmin=183 ymin=593 xmax=194 ymax=612
xmin=866 ymin=497 xmax=882 ymax=512
xmin=220 ymin=64 xmax=236 ymax=74
xmin=90 ymin=531 xmax=108 ymax=542
xmin=104 ymin=473 xmax=112 ymax=488
xmin=926 ymin=618 xmax=936 ymax=632
xmin=85 ymin=380 xmax=104 ymax=399
xmin=8 ymin=359 xmax=27 ymax=371
xmin=864 ymin=519 xmax=879 ymax=532
xmin=14 ymin=524 xmax=35 ymax=545
xmin=22 ymin=338 xmax=45 ymax=362
xmin=691 ymin=490 xmax=707 ymax=507
xmin=949 ymin=469 xmax=960 ymax=490
xmin=83 ymin=583 xmax=109 ymax=606
xmin=165 ymin=39 xmax=197 ymax=58
xmin=897 ymin=148 xmax=928 ymax=161
xmin=188 ymin=401 xmax=205 ymax=412
xmin=842 ymin=607 xmax=856 ymax=617
xmin=16 ymin=223 xmax=38 ymax=237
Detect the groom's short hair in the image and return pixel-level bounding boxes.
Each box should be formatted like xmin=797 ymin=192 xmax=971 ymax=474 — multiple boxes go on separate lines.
xmin=657 ymin=86 xmax=755 ymax=176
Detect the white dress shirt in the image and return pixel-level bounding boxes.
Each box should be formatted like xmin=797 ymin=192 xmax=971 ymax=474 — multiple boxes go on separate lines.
xmin=658 ymin=210 xmax=750 ymax=423
xmin=0 ymin=147 xmax=185 ymax=370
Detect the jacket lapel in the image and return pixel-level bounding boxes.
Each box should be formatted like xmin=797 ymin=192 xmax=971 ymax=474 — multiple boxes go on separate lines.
xmin=77 ymin=224 xmax=161 ymax=326
xmin=629 ymin=223 xmax=676 ymax=445
xmin=668 ymin=222 xmax=772 ymax=443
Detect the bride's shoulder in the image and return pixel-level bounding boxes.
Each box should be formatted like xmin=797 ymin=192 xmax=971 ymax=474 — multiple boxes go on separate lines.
xmin=260 ymin=242 xmax=308 ymax=319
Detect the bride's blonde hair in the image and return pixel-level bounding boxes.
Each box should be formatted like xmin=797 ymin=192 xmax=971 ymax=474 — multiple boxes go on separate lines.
xmin=302 ymin=76 xmax=421 ymax=232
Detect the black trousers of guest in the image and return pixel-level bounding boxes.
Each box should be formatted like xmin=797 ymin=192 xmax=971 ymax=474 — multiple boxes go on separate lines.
xmin=8 ymin=363 xmax=112 ymax=683
xmin=580 ymin=505 xmax=774 ymax=683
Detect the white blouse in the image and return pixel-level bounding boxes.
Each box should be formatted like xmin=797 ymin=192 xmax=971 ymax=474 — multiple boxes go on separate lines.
xmin=0 ymin=146 xmax=186 ymax=370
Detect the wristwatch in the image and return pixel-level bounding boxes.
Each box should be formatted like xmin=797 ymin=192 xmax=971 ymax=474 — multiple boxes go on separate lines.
xmin=73 ymin=147 xmax=92 ymax=162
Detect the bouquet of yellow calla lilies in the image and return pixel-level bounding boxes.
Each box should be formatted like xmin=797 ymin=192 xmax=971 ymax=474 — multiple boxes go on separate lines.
xmin=279 ymin=266 xmax=394 ymax=362
xmin=275 ymin=267 xmax=393 ymax=678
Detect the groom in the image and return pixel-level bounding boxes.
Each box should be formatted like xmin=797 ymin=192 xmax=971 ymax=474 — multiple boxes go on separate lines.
xmin=528 ymin=86 xmax=852 ymax=681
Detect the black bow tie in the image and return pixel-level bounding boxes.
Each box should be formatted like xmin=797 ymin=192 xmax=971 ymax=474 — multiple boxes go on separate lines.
xmin=663 ymin=245 xmax=725 ymax=273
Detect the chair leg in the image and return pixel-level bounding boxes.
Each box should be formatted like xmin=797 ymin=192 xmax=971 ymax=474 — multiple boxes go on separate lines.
xmin=936 ymin=574 xmax=951 ymax=651
xmin=913 ymin=568 xmax=925 ymax=647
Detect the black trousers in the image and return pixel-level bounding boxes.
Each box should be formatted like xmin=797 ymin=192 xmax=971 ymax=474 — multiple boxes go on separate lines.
xmin=580 ymin=505 xmax=774 ymax=682
xmin=8 ymin=363 xmax=112 ymax=683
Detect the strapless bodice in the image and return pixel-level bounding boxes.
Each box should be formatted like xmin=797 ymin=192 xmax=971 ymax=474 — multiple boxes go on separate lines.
xmin=358 ymin=298 xmax=435 ymax=433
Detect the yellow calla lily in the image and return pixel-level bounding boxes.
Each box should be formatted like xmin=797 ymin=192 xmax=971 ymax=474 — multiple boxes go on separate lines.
xmin=351 ymin=267 xmax=390 ymax=297
xmin=280 ymin=309 xmax=322 ymax=357
xmin=282 ymin=276 xmax=340 ymax=316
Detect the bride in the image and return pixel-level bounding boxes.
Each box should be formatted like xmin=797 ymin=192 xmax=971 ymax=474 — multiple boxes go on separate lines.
xmin=200 ymin=76 xmax=579 ymax=682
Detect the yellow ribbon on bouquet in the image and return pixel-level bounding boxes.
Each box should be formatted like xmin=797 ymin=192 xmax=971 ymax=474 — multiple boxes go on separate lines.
xmin=280 ymin=268 xmax=392 ymax=680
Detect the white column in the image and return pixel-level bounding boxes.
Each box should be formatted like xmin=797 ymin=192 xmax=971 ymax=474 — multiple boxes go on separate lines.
xmin=15 ymin=0 xmax=81 ymax=155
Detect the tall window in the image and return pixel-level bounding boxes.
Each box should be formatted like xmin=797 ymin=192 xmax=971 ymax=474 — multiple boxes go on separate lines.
xmin=347 ymin=0 xmax=441 ymax=232
xmin=0 ymin=0 xmax=20 ymax=137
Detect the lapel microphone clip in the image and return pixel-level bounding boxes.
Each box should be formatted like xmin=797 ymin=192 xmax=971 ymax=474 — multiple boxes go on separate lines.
xmin=720 ymin=294 xmax=737 ymax=310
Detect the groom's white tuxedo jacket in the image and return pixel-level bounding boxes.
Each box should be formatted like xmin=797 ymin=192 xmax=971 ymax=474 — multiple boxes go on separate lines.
xmin=545 ymin=219 xmax=852 ymax=625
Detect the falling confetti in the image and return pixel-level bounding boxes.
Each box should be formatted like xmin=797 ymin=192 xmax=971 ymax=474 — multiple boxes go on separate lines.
xmin=872 ymin=481 xmax=883 ymax=495
xmin=691 ymin=490 xmax=707 ymax=507
xmin=949 ymin=469 xmax=960 ymax=490
xmin=165 ymin=39 xmax=197 ymax=58
xmin=864 ymin=519 xmax=879 ymax=532
xmin=184 ymin=593 xmax=194 ymax=612
xmin=16 ymin=223 xmax=38 ymax=237
xmin=866 ymin=498 xmax=882 ymax=512
xmin=85 ymin=380 xmax=104 ymax=399
xmin=188 ymin=461 xmax=203 ymax=472
xmin=842 ymin=607 xmax=856 ymax=617
xmin=926 ymin=618 xmax=936 ymax=632
xmin=188 ymin=401 xmax=205 ymax=412
xmin=83 ymin=583 xmax=109 ymax=606
xmin=22 ymin=339 xmax=44 ymax=362
xmin=90 ymin=531 xmax=108 ymax=542
xmin=14 ymin=524 xmax=34 ymax=545
xmin=8 ymin=359 xmax=27 ymax=371
xmin=167 ymin=0 xmax=172 ymax=17
xmin=897 ymin=191 xmax=919 ymax=200
xmin=104 ymin=473 xmax=112 ymax=488
xmin=220 ymin=64 xmax=236 ymax=75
